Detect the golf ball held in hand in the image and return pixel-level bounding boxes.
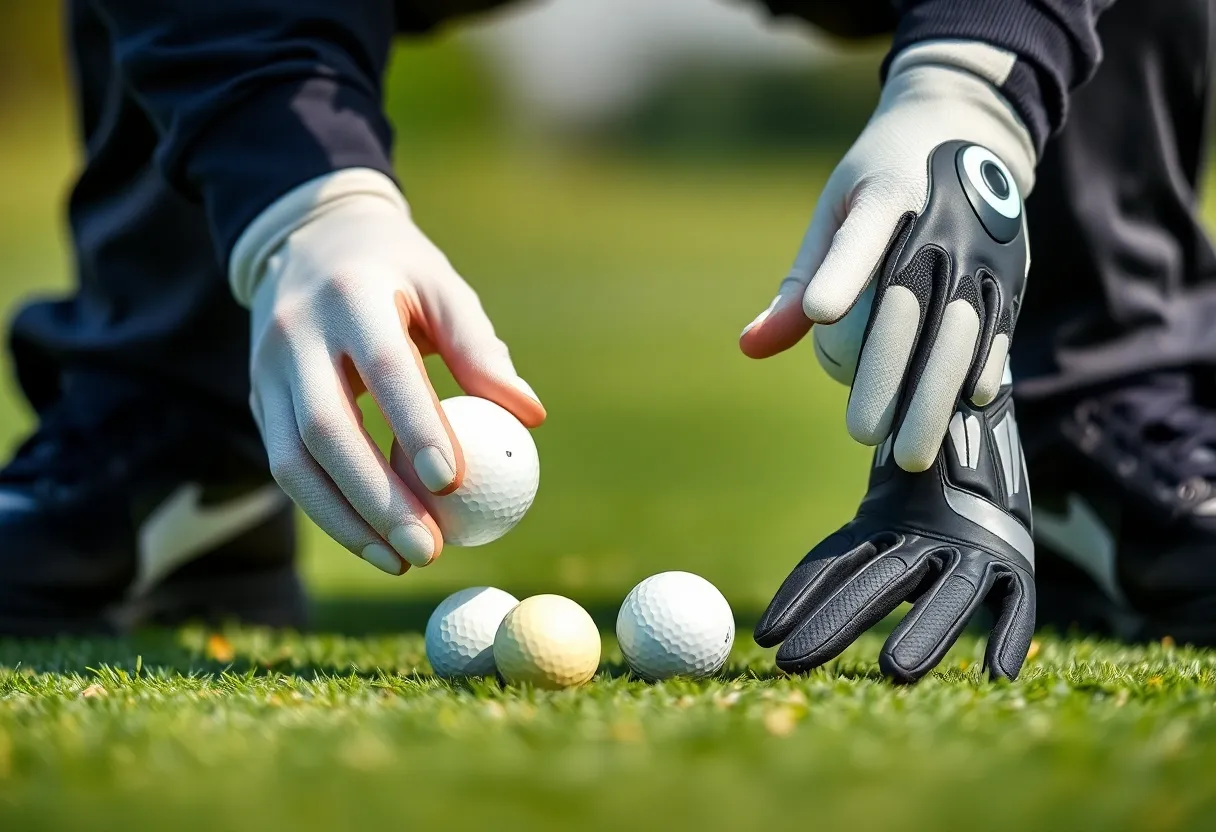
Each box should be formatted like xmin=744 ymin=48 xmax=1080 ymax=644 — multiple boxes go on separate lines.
xmin=493 ymin=594 xmax=601 ymax=689
xmin=425 ymin=586 xmax=520 ymax=678
xmin=394 ymin=396 xmax=540 ymax=546
xmin=617 ymin=571 xmax=734 ymax=680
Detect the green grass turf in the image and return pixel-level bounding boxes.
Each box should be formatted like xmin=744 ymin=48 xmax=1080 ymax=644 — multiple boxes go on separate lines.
xmin=0 ymin=101 xmax=1215 ymax=829
xmin=0 ymin=630 xmax=1214 ymax=830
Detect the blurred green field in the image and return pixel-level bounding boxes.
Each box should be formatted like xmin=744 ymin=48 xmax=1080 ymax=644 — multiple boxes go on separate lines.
xmin=0 ymin=44 xmax=1215 ymax=831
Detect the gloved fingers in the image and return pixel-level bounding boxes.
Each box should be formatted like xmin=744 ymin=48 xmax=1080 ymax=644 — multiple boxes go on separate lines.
xmin=738 ymin=277 xmax=811 ymax=359
xmin=416 ymin=275 xmax=546 ymax=428
xmin=346 ymin=284 xmax=464 ymax=497
xmin=811 ymin=280 xmax=875 ymax=385
xmin=843 ymin=282 xmax=923 ymax=446
xmin=773 ymin=547 xmax=931 ymax=674
xmin=878 ymin=559 xmax=990 ymax=683
xmin=890 ymin=299 xmax=981 ymax=471
xmin=256 ymin=387 xmax=412 ymax=576
xmin=288 ymin=357 xmax=441 ymax=570
xmin=983 ymin=568 xmax=1036 ymax=681
xmin=740 ymin=175 xmax=906 ymax=361
xmin=802 ymin=190 xmax=912 ymax=325
xmin=754 ymin=531 xmax=877 ymax=647
xmin=969 ymin=332 xmax=1009 ymax=407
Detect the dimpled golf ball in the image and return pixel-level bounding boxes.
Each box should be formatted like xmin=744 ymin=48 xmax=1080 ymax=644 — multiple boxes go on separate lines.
xmin=493 ymin=594 xmax=601 ymax=689
xmin=396 ymin=396 xmax=540 ymax=546
xmin=617 ymin=571 xmax=734 ymax=680
xmin=425 ymin=586 xmax=520 ymax=678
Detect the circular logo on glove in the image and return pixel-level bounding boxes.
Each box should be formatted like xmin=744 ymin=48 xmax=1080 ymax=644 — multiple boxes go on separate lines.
xmin=981 ymin=160 xmax=1010 ymax=199
xmin=956 ymin=145 xmax=1022 ymax=243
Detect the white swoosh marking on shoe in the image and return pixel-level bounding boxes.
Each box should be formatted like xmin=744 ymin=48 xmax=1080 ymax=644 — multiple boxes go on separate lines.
xmin=133 ymin=483 xmax=288 ymax=596
xmin=0 ymin=489 xmax=35 ymax=511
xmin=1033 ymin=494 xmax=1127 ymax=606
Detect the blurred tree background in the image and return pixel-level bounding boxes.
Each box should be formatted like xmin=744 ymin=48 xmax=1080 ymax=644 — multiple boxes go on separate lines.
xmin=0 ymin=2 xmax=887 ymax=154
xmin=0 ymin=4 xmax=64 ymax=103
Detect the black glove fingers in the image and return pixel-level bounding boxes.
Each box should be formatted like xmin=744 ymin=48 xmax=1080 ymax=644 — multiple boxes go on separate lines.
xmin=878 ymin=559 xmax=990 ymax=684
xmin=774 ymin=553 xmax=929 ymax=673
xmin=754 ymin=532 xmax=877 ymax=647
xmin=983 ymin=568 xmax=1036 ymax=681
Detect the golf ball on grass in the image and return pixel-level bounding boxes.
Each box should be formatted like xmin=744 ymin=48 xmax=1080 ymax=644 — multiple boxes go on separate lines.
xmin=617 ymin=571 xmax=735 ymax=680
xmin=425 ymin=586 xmax=520 ymax=678
xmin=392 ymin=396 xmax=540 ymax=547
xmin=493 ymin=594 xmax=601 ymax=689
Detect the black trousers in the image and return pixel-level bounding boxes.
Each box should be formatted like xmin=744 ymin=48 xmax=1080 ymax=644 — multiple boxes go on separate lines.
xmin=11 ymin=0 xmax=1216 ymax=416
xmin=1016 ymin=0 xmax=1216 ymax=401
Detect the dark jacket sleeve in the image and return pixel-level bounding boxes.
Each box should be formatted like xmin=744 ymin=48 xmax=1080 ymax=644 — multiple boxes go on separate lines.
xmin=884 ymin=1 xmax=1116 ymax=155
xmin=755 ymin=0 xmax=1116 ymax=155
xmin=94 ymin=0 xmax=526 ymax=268
xmin=92 ymin=0 xmax=398 ymax=268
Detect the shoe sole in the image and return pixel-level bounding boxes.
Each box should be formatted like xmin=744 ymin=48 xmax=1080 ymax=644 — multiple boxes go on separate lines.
xmin=0 ymin=565 xmax=308 ymax=638
xmin=115 ymin=562 xmax=309 ymax=631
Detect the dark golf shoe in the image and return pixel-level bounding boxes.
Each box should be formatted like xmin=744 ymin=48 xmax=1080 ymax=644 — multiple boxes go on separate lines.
xmin=1024 ymin=372 xmax=1216 ymax=643
xmin=0 ymin=373 xmax=306 ymax=636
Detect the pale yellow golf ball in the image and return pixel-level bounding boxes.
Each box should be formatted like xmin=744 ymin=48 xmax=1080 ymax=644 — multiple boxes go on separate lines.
xmin=493 ymin=594 xmax=601 ymax=689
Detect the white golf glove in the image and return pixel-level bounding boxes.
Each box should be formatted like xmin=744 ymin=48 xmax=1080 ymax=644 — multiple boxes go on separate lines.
xmin=230 ymin=168 xmax=545 ymax=575
xmin=740 ymin=41 xmax=1035 ymax=471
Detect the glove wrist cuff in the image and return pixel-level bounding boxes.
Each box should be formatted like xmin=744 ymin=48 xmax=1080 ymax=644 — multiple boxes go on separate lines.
xmin=229 ymin=168 xmax=408 ymax=308
xmin=886 ymin=40 xmax=1037 ymax=194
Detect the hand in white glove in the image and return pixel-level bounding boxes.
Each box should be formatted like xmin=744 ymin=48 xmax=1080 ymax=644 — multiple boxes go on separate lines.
xmin=740 ymin=41 xmax=1034 ymax=471
xmin=230 ymin=169 xmax=545 ymax=575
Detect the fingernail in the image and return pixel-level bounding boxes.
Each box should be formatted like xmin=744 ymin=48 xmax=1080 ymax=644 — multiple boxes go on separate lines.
xmin=413 ymin=445 xmax=457 ymax=493
xmin=741 ymin=295 xmax=782 ymax=338
xmin=361 ymin=542 xmax=405 ymax=576
xmin=389 ymin=523 xmax=436 ymax=567
xmin=509 ymin=376 xmax=542 ymax=404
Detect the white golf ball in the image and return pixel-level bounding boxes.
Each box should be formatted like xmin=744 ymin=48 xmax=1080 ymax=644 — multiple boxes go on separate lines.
xmin=395 ymin=396 xmax=540 ymax=547
xmin=617 ymin=571 xmax=735 ymax=680
xmin=425 ymin=586 xmax=520 ymax=678
xmin=493 ymin=594 xmax=601 ymax=689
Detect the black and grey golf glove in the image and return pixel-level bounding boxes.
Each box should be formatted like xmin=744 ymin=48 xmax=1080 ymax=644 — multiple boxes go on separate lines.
xmin=741 ymin=41 xmax=1034 ymax=473
xmin=755 ymin=380 xmax=1036 ymax=682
